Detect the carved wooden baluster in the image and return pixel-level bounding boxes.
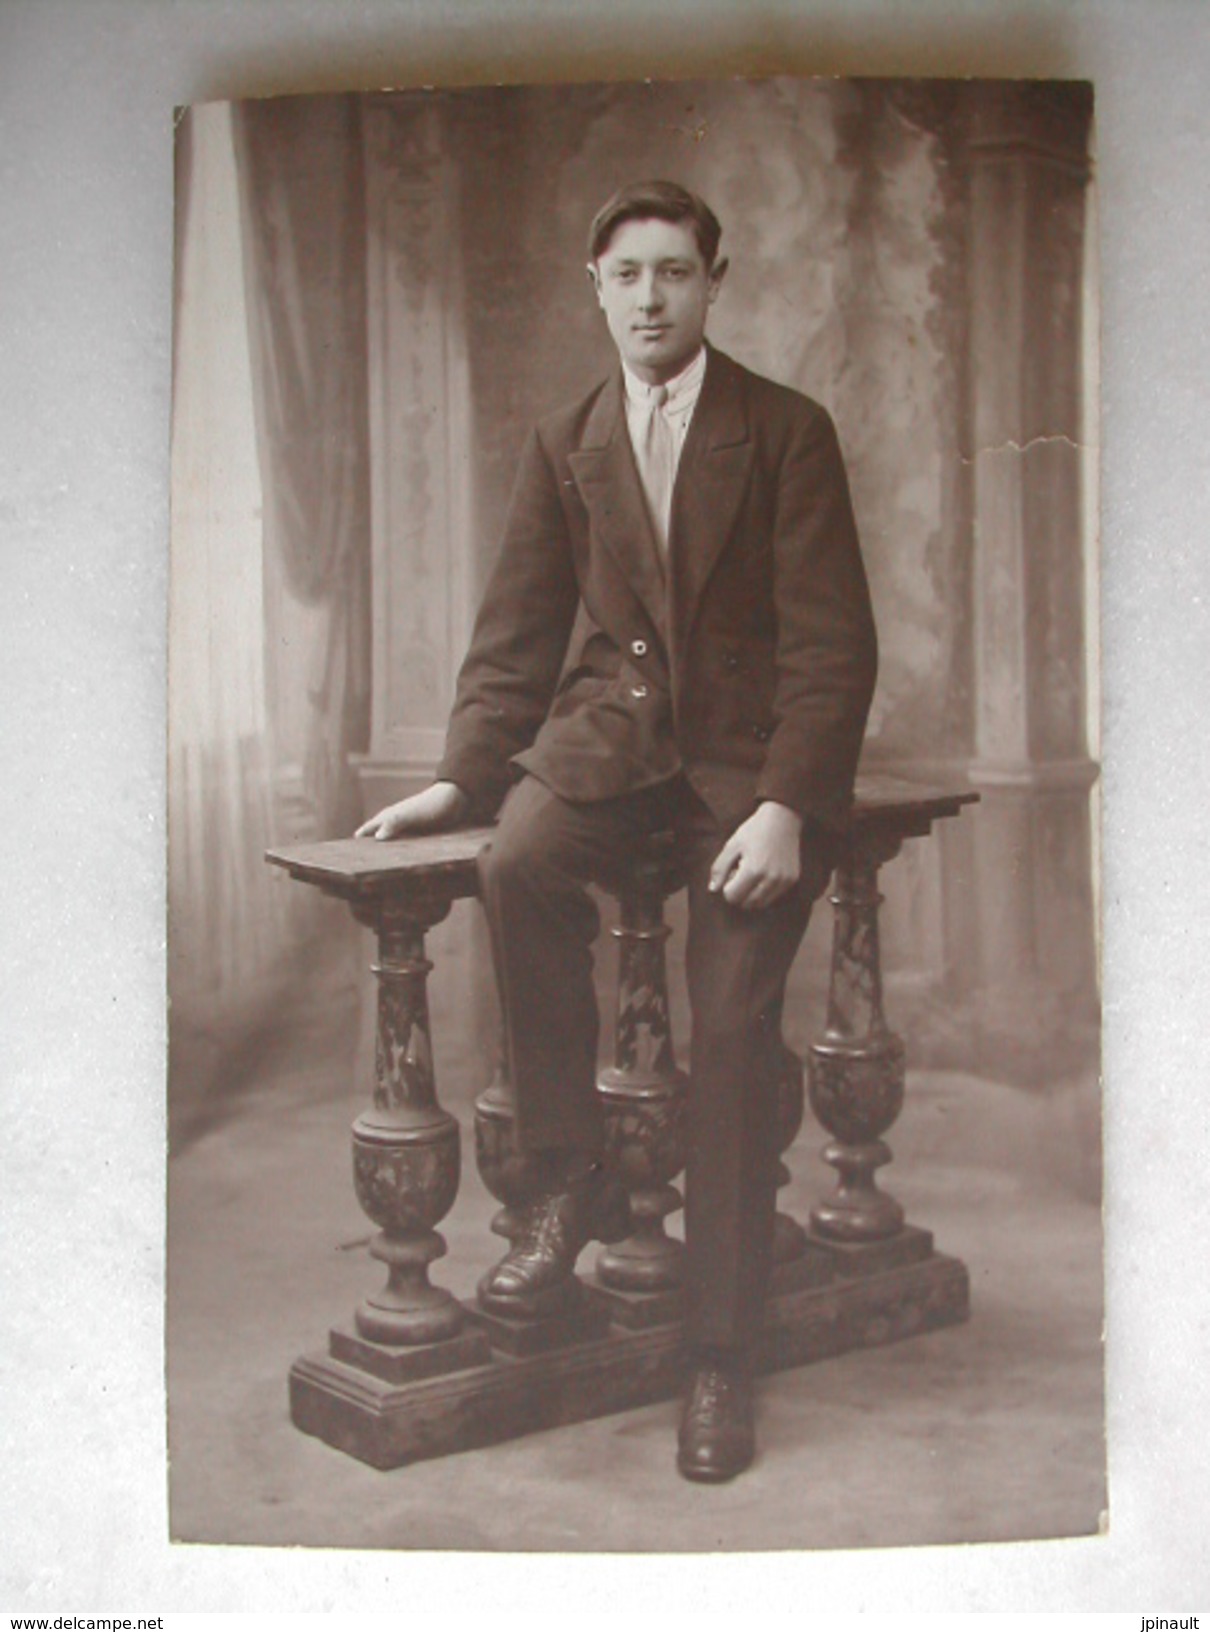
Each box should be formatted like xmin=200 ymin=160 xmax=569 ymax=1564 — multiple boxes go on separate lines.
xmin=349 ymin=884 xmax=466 ymax=1344
xmin=807 ymin=827 xmax=908 ymax=1241
xmin=595 ymin=845 xmax=688 ymax=1293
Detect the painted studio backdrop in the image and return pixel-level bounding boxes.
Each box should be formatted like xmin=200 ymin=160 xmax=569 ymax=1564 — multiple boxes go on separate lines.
xmin=168 ymin=79 xmax=1098 ymax=1158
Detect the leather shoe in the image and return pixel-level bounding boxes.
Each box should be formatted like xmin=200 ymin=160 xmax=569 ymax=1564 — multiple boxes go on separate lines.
xmin=478 ymin=1163 xmax=630 ymax=1319
xmin=677 ymin=1357 xmax=756 ymax=1483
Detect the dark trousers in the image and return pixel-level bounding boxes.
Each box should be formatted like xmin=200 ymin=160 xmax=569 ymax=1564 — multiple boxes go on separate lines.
xmin=477 ymin=772 xmax=833 ymax=1355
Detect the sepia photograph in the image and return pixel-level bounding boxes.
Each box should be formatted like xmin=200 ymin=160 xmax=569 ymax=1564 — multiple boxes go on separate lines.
xmin=165 ymin=73 xmax=1104 ymax=1554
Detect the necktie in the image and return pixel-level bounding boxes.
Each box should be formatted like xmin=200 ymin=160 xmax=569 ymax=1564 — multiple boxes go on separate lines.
xmin=635 ymin=384 xmax=676 ymax=554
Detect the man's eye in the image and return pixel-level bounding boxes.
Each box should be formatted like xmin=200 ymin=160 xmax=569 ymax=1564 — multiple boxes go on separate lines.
xmin=616 ymin=269 xmax=637 ymax=283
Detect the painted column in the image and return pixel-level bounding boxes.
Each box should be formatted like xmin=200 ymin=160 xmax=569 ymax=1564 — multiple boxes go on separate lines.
xmin=963 ymin=82 xmax=1098 ymax=1076
xmin=355 ymin=92 xmax=476 ymax=807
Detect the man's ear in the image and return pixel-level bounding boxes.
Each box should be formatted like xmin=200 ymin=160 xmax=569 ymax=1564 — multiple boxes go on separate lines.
xmin=586 ymin=261 xmax=604 ymax=307
xmin=707 ymin=256 xmax=730 ymax=302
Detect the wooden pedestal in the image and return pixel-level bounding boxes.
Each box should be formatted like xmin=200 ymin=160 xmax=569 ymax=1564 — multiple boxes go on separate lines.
xmin=268 ymin=776 xmax=979 ymax=1478
xmin=289 ymin=1244 xmax=969 ymax=1471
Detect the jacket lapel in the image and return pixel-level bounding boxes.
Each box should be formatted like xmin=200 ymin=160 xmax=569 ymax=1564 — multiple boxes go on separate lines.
xmin=567 ymin=371 xmax=667 ymax=637
xmin=669 ymin=347 xmax=754 ymax=648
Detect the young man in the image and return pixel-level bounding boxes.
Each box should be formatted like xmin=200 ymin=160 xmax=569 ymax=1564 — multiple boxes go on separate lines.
xmin=358 ymin=180 xmax=878 ymax=1482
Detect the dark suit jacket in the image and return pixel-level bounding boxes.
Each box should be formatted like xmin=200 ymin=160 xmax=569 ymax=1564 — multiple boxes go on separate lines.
xmin=437 ymin=345 xmax=877 ymax=836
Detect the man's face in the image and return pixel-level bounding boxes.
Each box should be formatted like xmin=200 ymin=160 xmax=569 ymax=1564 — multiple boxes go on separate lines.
xmin=589 ymin=216 xmax=727 ymax=385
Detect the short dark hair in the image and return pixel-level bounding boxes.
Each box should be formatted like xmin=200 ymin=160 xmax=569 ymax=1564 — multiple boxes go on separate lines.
xmin=588 ymin=180 xmax=723 ymax=268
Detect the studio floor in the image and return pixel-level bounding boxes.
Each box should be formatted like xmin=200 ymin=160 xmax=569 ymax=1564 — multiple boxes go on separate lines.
xmin=166 ymin=968 xmax=1105 ymax=1555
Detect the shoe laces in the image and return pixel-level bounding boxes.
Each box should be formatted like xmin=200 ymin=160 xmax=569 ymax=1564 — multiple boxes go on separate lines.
xmin=690 ymin=1364 xmax=750 ymax=1424
xmin=511 ymin=1191 xmax=579 ymax=1262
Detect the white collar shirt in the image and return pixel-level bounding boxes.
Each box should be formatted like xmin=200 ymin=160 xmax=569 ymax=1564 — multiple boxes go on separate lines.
xmin=622 ymin=346 xmax=707 ymax=549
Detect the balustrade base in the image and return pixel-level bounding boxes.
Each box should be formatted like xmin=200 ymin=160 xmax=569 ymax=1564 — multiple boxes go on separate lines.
xmin=583 ymin=1274 xmax=685 ymax=1330
xmin=768 ymin=1240 xmax=837 ymax=1296
xmin=807 ymin=1223 xmax=934 ymax=1278
xmin=581 ymin=1240 xmax=836 ymax=1332
xmin=330 ymin=1324 xmax=492 ymax=1385
xmin=289 ymin=1246 xmax=969 ymax=1471
xmin=465 ymin=1287 xmax=613 ymax=1358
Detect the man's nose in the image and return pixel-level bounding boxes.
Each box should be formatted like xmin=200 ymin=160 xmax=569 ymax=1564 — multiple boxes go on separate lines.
xmin=636 ymin=273 xmax=664 ymax=310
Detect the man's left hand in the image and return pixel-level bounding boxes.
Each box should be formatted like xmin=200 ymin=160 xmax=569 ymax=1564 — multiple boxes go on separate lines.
xmin=708 ymin=801 xmax=804 ymax=910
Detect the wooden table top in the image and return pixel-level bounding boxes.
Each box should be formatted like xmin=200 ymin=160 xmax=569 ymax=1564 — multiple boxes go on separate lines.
xmin=265 ymin=772 xmax=978 ymax=896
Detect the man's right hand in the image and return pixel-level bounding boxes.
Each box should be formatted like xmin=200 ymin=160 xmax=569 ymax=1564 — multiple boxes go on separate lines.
xmin=354 ymin=781 xmax=471 ymax=841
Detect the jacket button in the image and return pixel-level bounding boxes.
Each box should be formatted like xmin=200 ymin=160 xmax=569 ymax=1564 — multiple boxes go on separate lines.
xmin=630 ymin=638 xmax=648 ymax=658
xmin=631 ymin=683 xmax=649 ymax=700
xmin=722 ymin=653 xmax=740 ymax=672
xmin=752 ymin=723 xmax=771 ymax=742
